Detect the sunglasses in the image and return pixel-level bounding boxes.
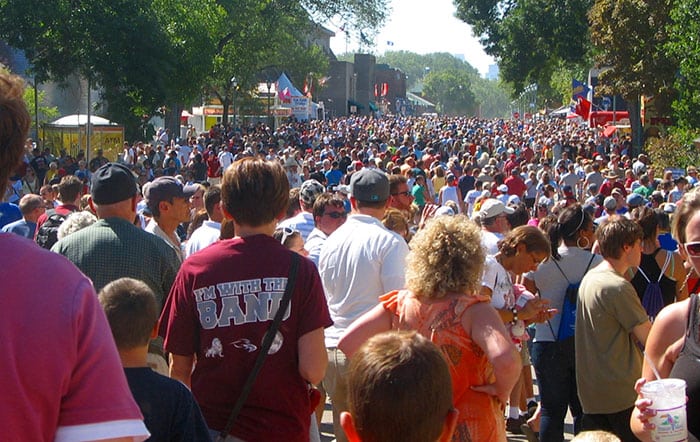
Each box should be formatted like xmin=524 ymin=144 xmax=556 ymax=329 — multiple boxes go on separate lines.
xmin=684 ymin=242 xmax=700 ymax=257
xmin=324 ymin=211 xmax=347 ymax=219
xmin=391 ymin=191 xmax=412 ymax=197
xmin=280 ymin=227 xmax=298 ymax=246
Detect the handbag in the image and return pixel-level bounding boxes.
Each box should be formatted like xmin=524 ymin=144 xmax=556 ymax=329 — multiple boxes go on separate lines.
xmin=217 ymin=252 xmax=300 ymax=442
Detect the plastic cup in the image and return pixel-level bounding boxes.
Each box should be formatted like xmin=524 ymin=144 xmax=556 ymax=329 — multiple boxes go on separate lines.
xmin=640 ymin=378 xmax=687 ymax=442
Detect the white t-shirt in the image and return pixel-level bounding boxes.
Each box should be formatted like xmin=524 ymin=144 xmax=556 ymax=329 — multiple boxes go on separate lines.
xmin=464 ymin=189 xmax=483 ymax=218
xmin=482 ymin=256 xmax=514 ymax=309
xmin=319 ymin=214 xmax=409 ymax=347
xmin=481 ymin=230 xmax=503 ymax=256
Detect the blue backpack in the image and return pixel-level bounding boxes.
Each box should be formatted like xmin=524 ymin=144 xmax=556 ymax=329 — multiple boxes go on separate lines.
xmin=552 ymin=254 xmax=596 ymax=341
xmin=636 ymin=251 xmax=672 ymax=322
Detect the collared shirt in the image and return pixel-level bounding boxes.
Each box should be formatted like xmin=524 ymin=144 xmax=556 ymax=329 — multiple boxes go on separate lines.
xmin=305 ymin=227 xmax=328 ymax=267
xmin=319 ymin=214 xmax=409 ymax=347
xmin=184 ymin=220 xmax=221 ymax=259
xmin=51 ymin=217 xmax=179 ymax=305
xmin=277 ymin=211 xmax=315 ymax=242
xmin=146 ymin=219 xmax=184 ymax=263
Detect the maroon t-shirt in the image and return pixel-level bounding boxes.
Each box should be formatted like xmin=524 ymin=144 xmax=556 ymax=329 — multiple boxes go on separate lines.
xmin=160 ymin=234 xmax=332 ymax=442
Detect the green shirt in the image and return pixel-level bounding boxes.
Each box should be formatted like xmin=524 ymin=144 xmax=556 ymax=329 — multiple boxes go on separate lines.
xmin=52 ymin=217 xmax=180 ymax=306
xmin=412 ymin=183 xmax=427 ymax=206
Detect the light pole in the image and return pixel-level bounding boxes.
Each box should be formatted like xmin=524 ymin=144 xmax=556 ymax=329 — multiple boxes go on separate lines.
xmin=265 ymin=79 xmax=272 ymax=130
xmin=230 ymin=76 xmax=238 ymax=128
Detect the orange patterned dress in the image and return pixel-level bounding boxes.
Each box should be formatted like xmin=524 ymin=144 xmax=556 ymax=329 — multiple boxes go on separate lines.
xmin=380 ymin=290 xmax=506 ymax=442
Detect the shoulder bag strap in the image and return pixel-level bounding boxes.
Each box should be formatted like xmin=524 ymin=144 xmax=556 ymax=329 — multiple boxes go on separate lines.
xmin=218 ymin=252 xmax=301 ymax=441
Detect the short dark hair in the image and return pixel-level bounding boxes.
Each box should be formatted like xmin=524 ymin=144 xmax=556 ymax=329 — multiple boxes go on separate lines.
xmin=98 ymin=278 xmax=159 ymax=350
xmin=597 ymin=216 xmax=643 ymax=259
xmin=388 ymin=174 xmax=408 ymax=194
xmin=204 ymin=185 xmax=221 ymax=218
xmin=347 ymin=331 xmax=453 ymax=442
xmin=58 ymin=175 xmax=83 ymax=202
xmin=221 ymin=158 xmax=289 ymax=227
xmin=312 ymin=193 xmax=345 ymax=220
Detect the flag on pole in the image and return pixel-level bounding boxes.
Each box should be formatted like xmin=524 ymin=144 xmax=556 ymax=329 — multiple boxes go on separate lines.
xmin=279 ymin=87 xmax=291 ymax=102
xmin=572 ymin=79 xmax=591 ymax=101
xmin=574 ymin=97 xmax=591 ymax=120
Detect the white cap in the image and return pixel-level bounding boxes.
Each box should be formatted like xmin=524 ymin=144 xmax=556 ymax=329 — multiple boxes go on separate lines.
xmin=478 ymin=199 xmax=515 ymax=219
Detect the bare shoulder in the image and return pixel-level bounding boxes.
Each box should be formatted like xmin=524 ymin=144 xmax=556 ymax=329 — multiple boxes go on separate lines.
xmin=651 ymin=298 xmax=692 ymax=342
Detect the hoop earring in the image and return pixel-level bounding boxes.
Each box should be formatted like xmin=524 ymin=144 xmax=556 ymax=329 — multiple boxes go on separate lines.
xmin=577 ymin=236 xmax=590 ymax=249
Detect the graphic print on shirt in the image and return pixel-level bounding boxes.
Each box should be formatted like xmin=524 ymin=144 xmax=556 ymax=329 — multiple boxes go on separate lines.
xmin=232 ymin=338 xmax=257 ymax=353
xmin=193 ymin=277 xmax=291 ymax=329
xmin=205 ymin=338 xmax=224 ymax=358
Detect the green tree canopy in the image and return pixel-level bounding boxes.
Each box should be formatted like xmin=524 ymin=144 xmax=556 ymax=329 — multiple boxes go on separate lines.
xmin=453 ymin=0 xmax=592 ymax=95
xmin=423 ymin=69 xmax=477 ymax=116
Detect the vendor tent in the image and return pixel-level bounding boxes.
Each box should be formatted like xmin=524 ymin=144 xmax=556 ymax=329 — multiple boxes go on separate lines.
xmin=42 ymin=114 xmax=124 ymax=162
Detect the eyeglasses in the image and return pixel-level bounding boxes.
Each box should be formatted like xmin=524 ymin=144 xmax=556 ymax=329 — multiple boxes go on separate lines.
xmin=323 ymin=211 xmax=347 ymax=219
xmin=391 ymin=191 xmax=412 ymax=197
xmin=280 ymin=227 xmax=297 ymax=246
xmin=684 ymin=242 xmax=700 ymax=257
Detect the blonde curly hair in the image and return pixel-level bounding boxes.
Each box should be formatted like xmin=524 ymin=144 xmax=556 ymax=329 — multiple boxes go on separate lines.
xmin=406 ymin=215 xmax=484 ymax=299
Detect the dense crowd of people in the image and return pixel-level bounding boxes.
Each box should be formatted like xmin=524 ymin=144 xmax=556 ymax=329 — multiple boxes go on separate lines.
xmin=3 ymin=68 xmax=700 ymax=442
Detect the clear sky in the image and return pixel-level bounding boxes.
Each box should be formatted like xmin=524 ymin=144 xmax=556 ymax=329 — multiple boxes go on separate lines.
xmin=328 ymin=0 xmax=496 ymax=76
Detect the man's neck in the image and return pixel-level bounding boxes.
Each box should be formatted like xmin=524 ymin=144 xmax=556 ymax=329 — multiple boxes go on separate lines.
xmin=118 ymin=346 xmax=149 ymax=368
xmin=155 ymin=217 xmax=180 ymax=238
xmin=234 ymin=219 xmax=277 ymax=238
xmin=602 ymin=257 xmax=630 ymax=276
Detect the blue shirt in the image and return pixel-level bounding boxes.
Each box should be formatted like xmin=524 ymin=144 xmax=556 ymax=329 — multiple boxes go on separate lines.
xmin=0 ymin=202 xmax=21 ymax=229
xmin=1 ymin=219 xmax=36 ymax=239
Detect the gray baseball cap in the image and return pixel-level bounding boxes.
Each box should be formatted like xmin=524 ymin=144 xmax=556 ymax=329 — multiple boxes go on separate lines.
xmin=350 ymin=169 xmax=389 ymax=203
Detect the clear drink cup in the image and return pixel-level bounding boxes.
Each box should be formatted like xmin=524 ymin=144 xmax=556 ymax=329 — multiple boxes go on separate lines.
xmin=640 ymin=378 xmax=687 ymax=442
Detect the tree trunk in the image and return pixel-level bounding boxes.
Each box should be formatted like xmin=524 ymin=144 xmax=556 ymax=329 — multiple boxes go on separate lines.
xmin=165 ymin=103 xmax=182 ymax=142
xmin=628 ymin=95 xmax=643 ymax=156
xmin=221 ymin=97 xmax=230 ymax=127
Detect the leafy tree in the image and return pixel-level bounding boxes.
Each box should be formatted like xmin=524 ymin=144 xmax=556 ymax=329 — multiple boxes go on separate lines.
xmin=471 ymin=77 xmax=512 ymax=118
xmin=423 ymin=69 xmax=477 ymax=116
xmin=667 ymin=0 xmax=700 ymax=129
xmin=453 ymin=0 xmax=592 ymax=95
xmin=644 ymin=127 xmax=700 ymax=171
xmin=589 ymin=0 xmax=677 ymax=149
xmin=0 ymin=0 xmax=384 ymax=135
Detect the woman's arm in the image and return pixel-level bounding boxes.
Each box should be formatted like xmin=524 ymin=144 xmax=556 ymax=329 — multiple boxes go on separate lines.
xmin=338 ymin=304 xmax=393 ymax=358
xmin=464 ymin=302 xmax=521 ymax=405
xmin=630 ymin=300 xmax=689 ymax=441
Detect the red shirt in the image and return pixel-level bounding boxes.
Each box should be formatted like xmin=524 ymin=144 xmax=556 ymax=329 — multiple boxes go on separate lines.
xmin=599 ymin=180 xmax=627 ymax=197
xmin=505 ymin=175 xmax=528 ymax=198
xmin=160 ymin=235 xmax=332 ymax=441
xmin=34 ymin=204 xmax=79 ymax=239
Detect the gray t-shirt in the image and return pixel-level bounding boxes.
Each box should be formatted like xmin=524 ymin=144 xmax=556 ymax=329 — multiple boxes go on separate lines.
xmin=575 ymin=265 xmax=649 ymax=414
xmin=525 ymin=246 xmax=603 ymax=342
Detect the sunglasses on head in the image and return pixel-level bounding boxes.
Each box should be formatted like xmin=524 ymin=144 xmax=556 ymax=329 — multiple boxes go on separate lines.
xmin=280 ymin=227 xmax=298 ymax=245
xmin=685 ymin=242 xmax=700 ymax=257
xmin=324 ymin=211 xmax=347 ymax=219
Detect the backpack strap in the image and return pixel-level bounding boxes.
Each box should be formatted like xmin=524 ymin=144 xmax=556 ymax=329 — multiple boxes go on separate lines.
xmin=552 ymin=259 xmax=572 ymax=285
xmin=657 ymin=250 xmax=672 ymax=283
xmin=552 ymin=253 xmax=596 ymax=285
xmin=636 ymin=266 xmax=652 ymax=284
